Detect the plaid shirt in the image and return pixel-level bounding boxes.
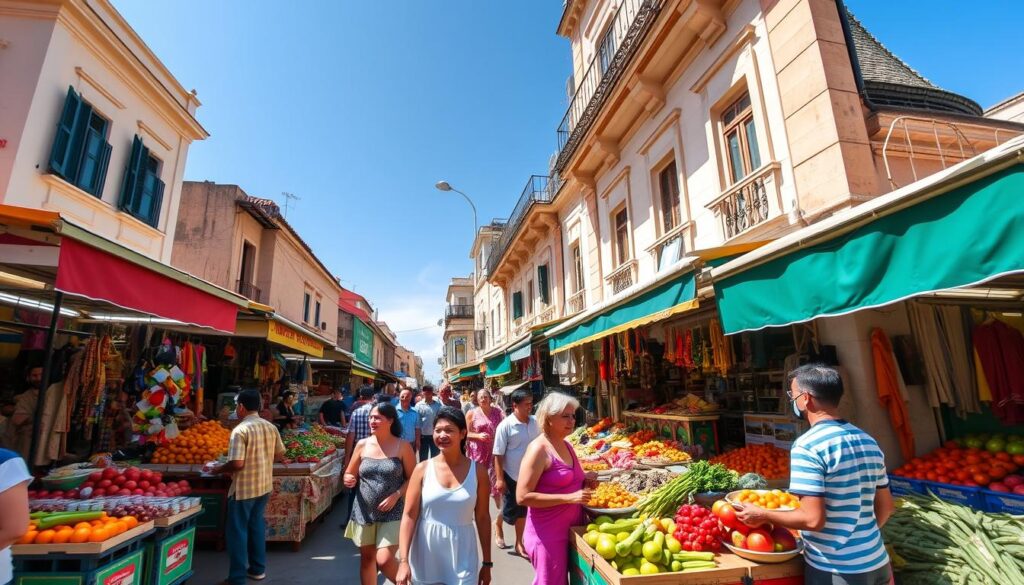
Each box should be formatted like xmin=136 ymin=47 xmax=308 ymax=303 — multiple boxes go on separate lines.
xmin=349 ymin=402 xmax=373 ymax=442
xmin=227 ymin=414 xmax=285 ymax=500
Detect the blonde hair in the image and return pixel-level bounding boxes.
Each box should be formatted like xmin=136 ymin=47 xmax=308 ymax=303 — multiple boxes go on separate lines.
xmin=476 ymin=389 xmax=493 ymax=402
xmin=535 ymin=392 xmax=579 ymax=432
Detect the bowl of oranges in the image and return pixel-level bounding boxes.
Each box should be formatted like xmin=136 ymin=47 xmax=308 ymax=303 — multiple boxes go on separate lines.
xmin=584 ymin=483 xmax=639 ymax=517
xmin=725 ymin=489 xmax=801 ymax=511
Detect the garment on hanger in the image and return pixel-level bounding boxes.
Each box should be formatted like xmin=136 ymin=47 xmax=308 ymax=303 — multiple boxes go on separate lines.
xmin=871 ymin=328 xmax=915 ymax=461
xmin=907 ymin=302 xmax=978 ymax=416
xmin=973 ymin=319 xmax=1024 ymax=425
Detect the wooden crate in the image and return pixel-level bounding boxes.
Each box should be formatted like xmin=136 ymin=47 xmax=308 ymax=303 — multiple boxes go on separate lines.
xmin=748 ymin=557 xmax=803 ymax=584
xmin=153 ymin=506 xmax=201 ymax=529
xmin=13 ymin=521 xmax=155 ymax=556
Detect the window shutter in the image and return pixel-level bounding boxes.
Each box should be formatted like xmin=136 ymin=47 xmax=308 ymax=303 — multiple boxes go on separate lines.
xmin=146 ymin=176 xmax=164 ymax=228
xmin=119 ymin=135 xmax=146 ymax=213
xmin=79 ymin=125 xmax=111 ymax=197
xmin=538 ymin=265 xmax=550 ymax=304
xmin=92 ymin=140 xmax=112 ymax=198
xmin=48 ymin=86 xmax=86 ymax=180
xmin=512 ymin=292 xmax=523 ymax=320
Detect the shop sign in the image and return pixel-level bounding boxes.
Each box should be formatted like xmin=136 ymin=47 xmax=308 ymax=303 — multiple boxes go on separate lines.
xmin=96 ymin=549 xmax=144 ymax=585
xmin=158 ymin=527 xmax=196 ymax=585
xmin=267 ymin=320 xmax=324 ymax=357
xmin=353 ymin=319 xmax=374 ymax=365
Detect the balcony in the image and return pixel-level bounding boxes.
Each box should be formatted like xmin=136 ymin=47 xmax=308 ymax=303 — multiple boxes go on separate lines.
xmin=646 ymin=224 xmax=688 ymax=273
xmin=511 ymin=314 xmax=537 ymax=339
xmin=486 ymin=175 xmax=558 ymax=277
xmin=236 ymin=280 xmax=262 ymax=303
xmin=605 ymin=259 xmax=638 ymax=296
xmin=707 ymin=163 xmax=782 ymax=241
xmin=473 ymin=329 xmax=487 ymax=351
xmin=566 ymin=289 xmax=586 ymax=316
xmin=537 ymin=304 xmax=556 ymax=324
xmin=554 ymin=0 xmax=664 ymax=171
xmin=445 ymin=304 xmax=474 ymax=323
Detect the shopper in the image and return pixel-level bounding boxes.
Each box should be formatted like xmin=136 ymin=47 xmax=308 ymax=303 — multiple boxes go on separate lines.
xmin=461 ymin=390 xmax=478 ymax=415
xmin=319 ymin=387 xmax=347 ymax=428
xmin=213 ymin=389 xmax=286 ymax=585
xmin=415 ymin=385 xmax=442 ymax=460
xmin=0 ymin=448 xmax=31 ymax=585
xmin=396 ymin=407 xmax=492 ymax=585
xmin=517 ymin=392 xmax=593 ymax=585
xmin=439 ymin=383 xmax=461 ymax=410
xmin=465 ymin=389 xmax=506 ymax=548
xmin=344 ymin=400 xmax=416 ymax=585
xmin=493 ymin=388 xmax=538 ymax=557
xmin=273 ymin=390 xmax=302 ymax=430
xmin=4 ymin=366 xmax=43 ymax=460
xmin=736 ymin=364 xmax=894 ymax=585
xmin=396 ymin=389 xmax=422 ymax=453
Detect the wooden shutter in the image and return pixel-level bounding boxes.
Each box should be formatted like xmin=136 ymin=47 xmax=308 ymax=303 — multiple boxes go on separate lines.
xmin=538 ymin=265 xmax=550 ymax=304
xmin=119 ymin=135 xmax=146 ymax=213
xmin=146 ymin=176 xmax=164 ymax=228
xmin=79 ymin=123 xmax=111 ymax=197
xmin=48 ymin=86 xmax=87 ymax=180
xmin=512 ymin=292 xmax=523 ymax=320
xmin=91 ymin=140 xmax=112 ymax=198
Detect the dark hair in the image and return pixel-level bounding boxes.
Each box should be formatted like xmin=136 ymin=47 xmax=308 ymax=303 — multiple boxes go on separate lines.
xmin=358 ymin=386 xmax=376 ymax=399
xmin=371 ymin=402 xmax=402 ymax=438
xmin=510 ymin=388 xmax=532 ymax=406
xmin=789 ymin=363 xmax=843 ymax=407
xmin=280 ymin=390 xmax=296 ymax=401
xmin=434 ymin=406 xmax=467 ymax=453
xmin=237 ymin=389 xmax=262 ymax=412
xmin=422 ymin=385 xmax=435 ymax=393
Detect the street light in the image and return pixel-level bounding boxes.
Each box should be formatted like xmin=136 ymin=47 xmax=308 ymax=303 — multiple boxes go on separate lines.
xmin=435 ymin=180 xmax=478 ymax=237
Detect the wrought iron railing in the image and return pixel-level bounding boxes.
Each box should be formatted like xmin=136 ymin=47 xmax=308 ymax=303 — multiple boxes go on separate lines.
xmin=709 ymin=164 xmax=777 ymax=240
xmin=486 ymin=175 xmax=558 ymax=276
xmin=537 ymin=304 xmax=556 ymax=324
xmin=236 ymin=280 xmax=262 ymax=303
xmin=605 ymin=260 xmax=638 ymax=295
xmin=554 ymin=0 xmax=663 ymax=171
xmin=647 ymin=224 xmax=688 ymax=271
xmin=445 ymin=304 xmax=474 ymax=321
xmin=566 ymin=290 xmax=586 ymax=316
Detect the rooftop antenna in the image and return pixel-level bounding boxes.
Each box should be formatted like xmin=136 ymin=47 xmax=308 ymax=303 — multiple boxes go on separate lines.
xmin=281 ymin=191 xmax=300 ymax=218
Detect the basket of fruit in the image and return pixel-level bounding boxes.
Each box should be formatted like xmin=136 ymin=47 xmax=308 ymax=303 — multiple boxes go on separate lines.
xmin=725 ymin=489 xmax=801 ymax=511
xmin=584 ymin=483 xmax=639 ymax=518
xmin=721 ymin=532 xmax=804 ymax=563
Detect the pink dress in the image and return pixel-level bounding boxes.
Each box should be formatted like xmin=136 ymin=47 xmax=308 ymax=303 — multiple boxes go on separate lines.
xmin=523 ymin=441 xmax=585 ymax=585
xmin=466 ymin=406 xmax=504 ymax=499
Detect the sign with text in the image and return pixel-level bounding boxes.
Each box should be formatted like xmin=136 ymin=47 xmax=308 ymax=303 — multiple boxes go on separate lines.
xmin=158 ymin=527 xmax=196 ymax=585
xmin=267 ymin=320 xmax=324 ymax=357
xmin=353 ymin=318 xmax=375 ymax=366
xmin=96 ymin=549 xmax=144 ymax=585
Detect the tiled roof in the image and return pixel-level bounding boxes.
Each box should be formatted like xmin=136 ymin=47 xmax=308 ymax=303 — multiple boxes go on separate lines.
xmin=236 ymin=195 xmax=339 ymax=287
xmin=845 ymin=10 xmax=982 ymax=116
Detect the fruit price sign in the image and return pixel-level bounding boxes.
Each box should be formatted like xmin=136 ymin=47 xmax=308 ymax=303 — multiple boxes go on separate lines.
xmin=157 ymin=527 xmax=196 ymax=585
xmin=96 ymin=549 xmax=144 ymax=585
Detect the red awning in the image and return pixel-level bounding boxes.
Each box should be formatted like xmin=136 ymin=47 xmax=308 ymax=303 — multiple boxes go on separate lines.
xmin=54 ymin=238 xmax=239 ymax=333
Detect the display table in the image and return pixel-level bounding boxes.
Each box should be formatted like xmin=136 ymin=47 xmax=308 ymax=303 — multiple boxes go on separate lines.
xmin=13 ymin=521 xmax=156 ymax=585
xmin=265 ymin=450 xmax=345 ymax=550
xmin=623 ymin=411 xmax=721 ymax=456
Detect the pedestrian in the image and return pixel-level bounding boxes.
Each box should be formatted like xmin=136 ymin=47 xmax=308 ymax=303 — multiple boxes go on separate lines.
xmin=396 ymin=406 xmax=492 ymax=585
xmin=341 ymin=384 xmax=358 ymax=416
xmin=318 ymin=387 xmax=347 ymax=428
xmin=465 ymin=389 xmax=506 ymax=548
xmin=415 ymin=385 xmax=442 ymax=461
xmin=493 ymin=388 xmax=538 ymax=557
xmin=439 ymin=383 xmax=461 ymax=410
xmin=461 ymin=390 xmax=478 ymax=415
xmin=517 ymin=392 xmax=594 ymax=585
xmin=736 ymin=364 xmax=895 ymax=585
xmin=212 ymin=389 xmax=286 ymax=585
xmin=342 ymin=385 xmax=380 ymax=528
xmin=0 ymin=448 xmax=31 ymax=585
xmin=396 ymin=389 xmax=422 ymax=454
xmin=343 ymin=400 xmax=416 ymax=585
xmin=273 ymin=390 xmax=302 ymax=430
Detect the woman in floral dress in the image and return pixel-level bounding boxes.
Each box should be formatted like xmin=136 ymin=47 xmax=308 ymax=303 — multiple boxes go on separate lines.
xmin=465 ymin=389 xmax=507 ymax=548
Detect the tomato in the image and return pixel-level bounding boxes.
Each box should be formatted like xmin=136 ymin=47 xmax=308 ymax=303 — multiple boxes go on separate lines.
xmin=973 ymin=473 xmax=992 ymax=485
xmin=715 ymin=504 xmax=740 ymax=531
xmin=745 ymin=530 xmax=774 ymax=553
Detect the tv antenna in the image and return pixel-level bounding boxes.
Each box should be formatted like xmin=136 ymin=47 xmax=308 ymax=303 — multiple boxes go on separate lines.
xmin=281 ymin=191 xmax=300 ymax=218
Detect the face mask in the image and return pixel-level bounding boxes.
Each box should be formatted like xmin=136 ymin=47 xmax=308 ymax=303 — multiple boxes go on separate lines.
xmin=792 ymin=397 xmax=805 ymax=421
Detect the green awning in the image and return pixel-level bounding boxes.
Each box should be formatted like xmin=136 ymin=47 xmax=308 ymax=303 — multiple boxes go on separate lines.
xmin=485 ymin=352 xmax=511 ymax=378
xmin=548 ymin=271 xmax=698 ymax=354
xmin=508 ymin=341 xmax=531 ymax=362
xmin=713 ymin=164 xmax=1024 ymax=334
xmin=453 ymin=365 xmax=481 ymax=381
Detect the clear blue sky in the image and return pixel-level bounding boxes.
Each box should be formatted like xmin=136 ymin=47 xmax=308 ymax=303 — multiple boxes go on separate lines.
xmin=112 ymin=0 xmax=1022 ymax=383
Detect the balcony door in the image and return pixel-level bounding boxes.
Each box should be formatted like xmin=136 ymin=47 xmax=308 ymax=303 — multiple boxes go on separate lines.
xmin=238 ymin=241 xmax=256 ymax=299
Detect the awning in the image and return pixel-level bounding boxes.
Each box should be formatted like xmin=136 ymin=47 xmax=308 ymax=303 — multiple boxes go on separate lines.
xmin=377 ymin=370 xmax=399 ymax=383
xmin=0 ymin=205 xmax=247 ymax=332
xmin=712 ymin=144 xmax=1024 ymax=334
xmin=497 ymin=380 xmax=531 ymax=396
xmin=450 ymin=364 xmax=482 ymax=382
xmin=235 ymin=315 xmax=327 ymax=357
xmin=351 ymin=360 xmax=376 ymax=380
xmin=485 ymin=352 xmax=512 ymax=378
xmin=548 ymin=270 xmax=698 ymax=354
xmin=508 ymin=341 xmax=531 ymax=362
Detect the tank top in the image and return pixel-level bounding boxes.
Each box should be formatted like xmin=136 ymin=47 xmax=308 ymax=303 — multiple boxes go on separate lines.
xmin=525 ymin=441 xmax=585 ymax=543
xmin=352 ymin=456 xmax=405 ymax=525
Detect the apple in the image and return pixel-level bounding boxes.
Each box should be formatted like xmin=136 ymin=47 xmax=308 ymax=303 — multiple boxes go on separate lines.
xmin=152 ymin=472 xmax=163 ymax=483
xmin=1003 ymin=475 xmax=1024 ymax=488
xmin=156 ymin=482 xmax=167 ymax=490
xmin=51 ymin=490 xmax=64 ymax=498
xmin=771 ymin=526 xmax=798 ymax=551
xmin=124 ymin=480 xmax=137 ymax=490
xmin=177 ymin=480 xmax=190 ymax=488
xmin=730 ymin=530 xmax=747 ymax=549
xmin=81 ymin=481 xmax=94 ymax=489
xmin=138 ymin=481 xmax=151 ymax=490
xmin=113 ymin=474 xmax=126 ymax=486
xmin=98 ymin=479 xmax=113 ymax=489
xmin=125 ymin=468 xmax=140 ymax=482
xmin=117 ymin=488 xmax=131 ymax=496
xmin=132 ymin=489 xmax=144 ymax=495
xmin=65 ymin=489 xmax=79 ymax=499
xmin=990 ymin=482 xmax=1011 ymax=493
xmin=746 ymin=529 xmax=774 ymax=553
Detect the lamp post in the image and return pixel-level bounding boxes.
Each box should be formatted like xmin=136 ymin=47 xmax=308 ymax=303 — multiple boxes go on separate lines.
xmin=434 ymin=181 xmax=478 ymax=238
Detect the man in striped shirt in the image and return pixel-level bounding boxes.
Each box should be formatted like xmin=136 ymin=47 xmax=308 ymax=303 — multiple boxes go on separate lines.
xmin=737 ymin=364 xmax=895 ymax=585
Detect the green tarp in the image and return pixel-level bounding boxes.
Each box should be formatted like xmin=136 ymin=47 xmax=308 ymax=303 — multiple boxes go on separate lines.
xmin=714 ymin=165 xmax=1024 ymax=334
xmin=485 ymin=352 xmax=511 ymax=378
xmin=548 ymin=271 xmax=697 ymax=354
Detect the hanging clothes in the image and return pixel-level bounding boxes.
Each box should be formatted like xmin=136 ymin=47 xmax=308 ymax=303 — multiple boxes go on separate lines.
xmin=870 ymin=328 xmax=915 ymax=461
xmin=907 ymin=302 xmax=979 ymax=416
xmin=973 ymin=349 xmax=993 ymax=402
xmin=973 ymin=319 xmax=1024 ymax=425
xmin=709 ymin=319 xmax=734 ymax=376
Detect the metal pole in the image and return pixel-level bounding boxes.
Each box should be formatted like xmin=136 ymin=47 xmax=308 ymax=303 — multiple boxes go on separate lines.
xmin=449 ymin=187 xmax=478 ymax=239
xmin=28 ymin=291 xmax=63 ymax=468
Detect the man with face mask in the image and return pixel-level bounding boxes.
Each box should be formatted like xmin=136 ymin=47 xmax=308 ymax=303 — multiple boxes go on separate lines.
xmin=4 ymin=366 xmax=43 ymax=460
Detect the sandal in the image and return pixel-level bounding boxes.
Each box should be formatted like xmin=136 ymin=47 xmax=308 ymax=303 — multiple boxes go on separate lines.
xmin=494 ymin=525 xmax=507 ymax=549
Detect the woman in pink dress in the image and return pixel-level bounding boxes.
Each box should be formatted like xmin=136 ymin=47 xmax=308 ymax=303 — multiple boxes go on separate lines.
xmin=516 ymin=392 xmax=596 ymax=585
xmin=465 ymin=389 xmax=507 ymax=548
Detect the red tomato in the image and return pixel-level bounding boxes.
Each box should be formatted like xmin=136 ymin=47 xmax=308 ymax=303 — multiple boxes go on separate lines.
xmin=973 ymin=473 xmax=992 ymax=485
xmin=745 ymin=530 xmax=774 ymax=553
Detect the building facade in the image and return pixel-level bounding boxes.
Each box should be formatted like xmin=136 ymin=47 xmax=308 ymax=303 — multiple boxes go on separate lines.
xmin=442 ymin=276 xmax=476 ymax=375
xmin=0 ymin=0 xmax=207 ymax=261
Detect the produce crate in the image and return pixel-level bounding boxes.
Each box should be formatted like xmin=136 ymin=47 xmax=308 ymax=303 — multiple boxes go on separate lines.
xmin=887 ymin=475 xmax=923 ymax=496
xmin=143 ymin=507 xmax=200 ymax=585
xmin=981 ymin=490 xmax=1024 ymax=514
xmin=747 ymin=557 xmax=804 ymax=584
xmin=190 ymin=488 xmax=227 ymax=550
xmin=919 ymin=480 xmax=983 ymax=509
xmin=12 ymin=522 xmax=154 ymax=585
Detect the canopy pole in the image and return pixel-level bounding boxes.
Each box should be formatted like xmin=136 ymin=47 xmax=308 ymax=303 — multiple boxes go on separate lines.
xmin=28 ymin=291 xmax=63 ymax=469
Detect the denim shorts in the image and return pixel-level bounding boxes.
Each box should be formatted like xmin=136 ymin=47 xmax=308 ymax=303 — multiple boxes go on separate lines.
xmin=804 ymin=563 xmax=892 ymax=585
xmin=501 ymin=472 xmax=527 ymax=524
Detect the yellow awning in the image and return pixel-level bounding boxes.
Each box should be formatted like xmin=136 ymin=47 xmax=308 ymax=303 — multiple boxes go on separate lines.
xmin=235 ymin=317 xmax=325 ymax=358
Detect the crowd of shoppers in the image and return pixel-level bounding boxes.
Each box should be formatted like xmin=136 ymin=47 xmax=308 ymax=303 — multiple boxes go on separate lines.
xmin=465 ymin=389 xmax=506 ymax=549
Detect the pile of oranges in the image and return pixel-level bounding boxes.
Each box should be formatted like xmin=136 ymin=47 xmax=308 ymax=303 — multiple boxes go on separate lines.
xmin=710 ymin=444 xmax=790 ymax=479
xmin=18 ymin=514 xmax=139 ymax=545
xmin=587 ymin=483 xmax=639 ymax=509
xmin=733 ymin=489 xmax=801 ymax=510
xmin=151 ymin=420 xmax=230 ymax=464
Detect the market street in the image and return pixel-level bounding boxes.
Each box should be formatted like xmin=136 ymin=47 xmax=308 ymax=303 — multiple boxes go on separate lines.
xmin=191 ymin=499 xmax=534 ymax=585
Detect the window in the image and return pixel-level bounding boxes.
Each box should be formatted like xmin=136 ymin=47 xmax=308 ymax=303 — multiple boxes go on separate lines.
xmin=538 ymin=265 xmax=550 ymax=304
xmin=572 ymin=243 xmax=585 ymax=293
xmin=613 ymin=208 xmax=630 ymax=266
xmin=512 ymin=292 xmax=523 ymax=320
xmin=658 ymin=161 xmax=681 ymax=232
xmin=119 ymin=135 xmax=165 ymax=228
xmin=302 ymin=292 xmax=311 ymax=323
xmin=491 ymin=310 xmax=496 ymax=343
xmin=495 ymin=309 xmax=501 ymax=339
xmin=598 ymin=22 xmax=617 ymax=75
xmin=49 ymin=86 xmax=112 ymax=197
xmin=238 ymin=241 xmax=256 ymax=296
xmin=527 ymin=280 xmax=535 ymax=316
xmin=722 ymin=93 xmax=762 ymax=183
xmin=314 ymin=299 xmax=322 ymax=328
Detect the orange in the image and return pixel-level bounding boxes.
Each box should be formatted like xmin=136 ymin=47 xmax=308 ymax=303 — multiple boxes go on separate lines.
xmin=122 ymin=516 xmax=139 ymax=529
xmin=52 ymin=528 xmax=74 ymax=544
xmin=34 ymin=530 xmax=56 ymax=545
xmin=88 ymin=527 xmax=109 ymax=542
xmin=74 ymin=522 xmax=92 ymax=531
xmin=17 ymin=530 xmax=38 ymax=545
xmin=70 ymin=528 xmax=91 ymax=543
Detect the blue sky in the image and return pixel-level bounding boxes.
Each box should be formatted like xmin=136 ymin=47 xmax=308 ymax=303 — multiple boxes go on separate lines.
xmin=112 ymin=1 xmax=1022 ymax=383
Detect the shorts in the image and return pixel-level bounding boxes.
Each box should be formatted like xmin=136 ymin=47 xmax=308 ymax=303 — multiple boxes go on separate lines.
xmin=502 ymin=472 xmax=527 ymax=524
xmin=344 ymin=520 xmax=400 ymax=549
xmin=804 ymin=563 xmax=893 ymax=585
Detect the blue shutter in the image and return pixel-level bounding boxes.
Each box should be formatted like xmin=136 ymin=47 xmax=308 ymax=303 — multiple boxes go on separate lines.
xmin=91 ymin=140 xmax=112 ymax=198
xmin=78 ymin=122 xmax=111 ymax=197
xmin=512 ymin=292 xmax=523 ymax=320
xmin=146 ymin=175 xmax=164 ymax=228
xmin=119 ymin=135 xmax=146 ymax=213
xmin=538 ymin=265 xmax=550 ymax=304
xmin=48 ymin=86 xmax=86 ymax=180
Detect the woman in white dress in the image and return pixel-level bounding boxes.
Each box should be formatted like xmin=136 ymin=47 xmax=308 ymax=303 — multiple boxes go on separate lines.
xmin=396 ymin=406 xmax=492 ymax=585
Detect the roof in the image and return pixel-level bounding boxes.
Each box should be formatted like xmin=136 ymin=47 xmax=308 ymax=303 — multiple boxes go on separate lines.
xmin=843 ymin=10 xmax=982 ymax=116
xmin=339 ymin=287 xmax=373 ymax=321
xmin=236 ymin=195 xmax=339 ymax=287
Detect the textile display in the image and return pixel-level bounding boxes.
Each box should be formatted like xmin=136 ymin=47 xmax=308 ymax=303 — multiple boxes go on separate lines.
xmin=907 ymin=302 xmax=980 ymax=416
xmin=264 ymin=453 xmax=345 ymax=543
xmin=972 ymin=319 xmax=1024 ymax=425
xmin=871 ymin=328 xmax=915 ymax=461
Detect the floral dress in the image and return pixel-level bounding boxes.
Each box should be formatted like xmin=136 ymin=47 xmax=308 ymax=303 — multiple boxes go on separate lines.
xmin=466 ymin=406 xmax=504 ymax=499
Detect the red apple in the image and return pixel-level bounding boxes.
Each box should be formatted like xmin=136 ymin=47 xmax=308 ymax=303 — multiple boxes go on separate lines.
xmin=123 ymin=480 xmax=137 ymax=490
xmin=117 ymin=488 xmax=131 ymax=496
xmin=132 ymin=489 xmax=144 ymax=495
xmin=990 ymin=482 xmax=1011 ymax=493
xmin=746 ymin=530 xmax=774 ymax=553
xmin=113 ymin=474 xmax=126 ymax=486
xmin=729 ymin=530 xmax=747 ymax=549
xmin=770 ymin=526 xmax=798 ymax=551
xmin=98 ymin=479 xmax=113 ymax=489
xmin=138 ymin=481 xmax=151 ymax=490
xmin=102 ymin=467 xmax=119 ymax=480
xmin=88 ymin=471 xmax=103 ymax=483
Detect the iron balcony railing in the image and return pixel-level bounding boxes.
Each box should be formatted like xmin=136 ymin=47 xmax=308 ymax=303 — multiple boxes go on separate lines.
xmin=445 ymin=304 xmax=474 ymax=321
xmin=554 ymin=0 xmax=663 ymax=171
xmin=236 ymin=280 xmax=262 ymax=303
xmin=486 ymin=175 xmax=559 ymax=276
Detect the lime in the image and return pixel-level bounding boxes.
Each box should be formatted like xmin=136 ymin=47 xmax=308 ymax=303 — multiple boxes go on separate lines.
xmin=596 ymin=535 xmax=617 ymax=560
xmin=583 ymin=531 xmax=599 ymax=548
xmin=640 ymin=561 xmax=660 ymax=575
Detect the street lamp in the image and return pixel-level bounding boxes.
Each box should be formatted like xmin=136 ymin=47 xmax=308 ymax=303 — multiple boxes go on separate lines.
xmin=435 ymin=180 xmax=478 ymax=237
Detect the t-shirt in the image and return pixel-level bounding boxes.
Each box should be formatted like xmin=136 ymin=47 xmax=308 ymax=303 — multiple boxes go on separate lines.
xmin=0 ymin=448 xmax=31 ymax=584
xmin=319 ymin=399 xmax=346 ymax=426
xmin=493 ymin=414 xmax=539 ymax=481
xmin=341 ymin=395 xmax=358 ymax=416
xmin=415 ymin=400 xmax=442 ymax=435
xmin=395 ymin=406 xmax=420 ymax=444
xmin=789 ymin=419 xmax=890 ymax=575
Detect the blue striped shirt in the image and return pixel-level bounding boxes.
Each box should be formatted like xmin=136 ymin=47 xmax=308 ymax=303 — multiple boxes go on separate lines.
xmin=789 ymin=420 xmax=890 ymax=575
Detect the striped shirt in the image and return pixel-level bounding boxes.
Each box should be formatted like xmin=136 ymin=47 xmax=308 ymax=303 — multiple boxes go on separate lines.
xmin=789 ymin=419 xmax=890 ymax=575
xmin=350 ymin=402 xmax=373 ymax=442
xmin=227 ymin=414 xmax=285 ymax=500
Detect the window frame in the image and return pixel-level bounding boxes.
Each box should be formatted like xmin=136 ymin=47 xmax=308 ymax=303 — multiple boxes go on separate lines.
xmin=314 ymin=298 xmax=322 ymax=329
xmin=721 ymin=92 xmax=762 ymax=184
xmin=657 ymin=160 xmax=681 ymax=233
xmin=612 ymin=206 xmax=630 ymax=267
xmin=302 ymin=291 xmax=312 ymax=323
xmin=597 ymin=19 xmax=618 ymax=76
xmin=527 ymin=278 xmax=535 ymax=316
xmin=571 ymin=241 xmax=585 ymax=294
xmin=49 ymin=86 xmax=113 ymax=198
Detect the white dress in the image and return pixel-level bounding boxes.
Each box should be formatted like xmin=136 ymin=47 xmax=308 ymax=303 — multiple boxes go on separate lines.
xmin=410 ymin=458 xmax=479 ymax=585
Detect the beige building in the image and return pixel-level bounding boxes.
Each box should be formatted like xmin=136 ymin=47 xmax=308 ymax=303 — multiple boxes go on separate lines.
xmin=0 ymin=0 xmax=207 ymax=261
xmin=171 ymin=181 xmax=341 ymax=347
xmin=986 ymin=91 xmax=1024 ymax=124
xmin=441 ymin=276 xmax=476 ymax=376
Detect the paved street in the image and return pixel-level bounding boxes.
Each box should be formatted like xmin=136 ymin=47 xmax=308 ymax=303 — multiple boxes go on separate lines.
xmin=192 ymin=497 xmax=535 ymax=584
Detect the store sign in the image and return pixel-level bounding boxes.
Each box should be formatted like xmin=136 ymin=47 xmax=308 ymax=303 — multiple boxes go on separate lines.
xmin=267 ymin=320 xmax=324 ymax=358
xmin=159 ymin=527 xmax=196 ymax=585
xmin=96 ymin=549 xmax=144 ymax=585
xmin=353 ymin=319 xmax=374 ymax=365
